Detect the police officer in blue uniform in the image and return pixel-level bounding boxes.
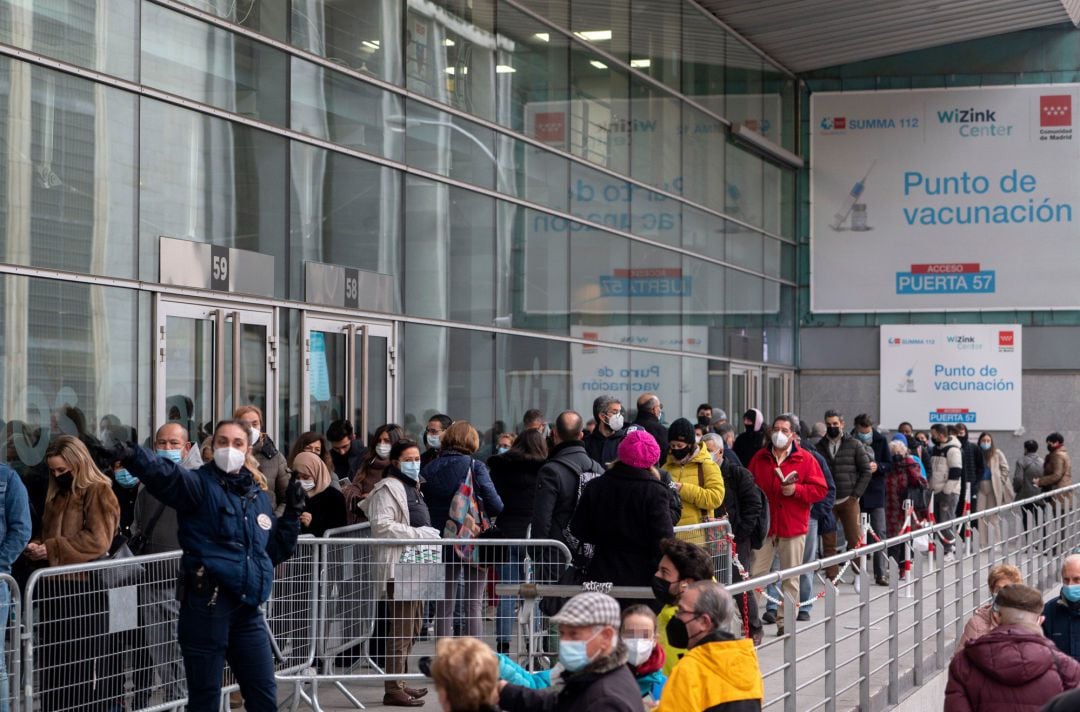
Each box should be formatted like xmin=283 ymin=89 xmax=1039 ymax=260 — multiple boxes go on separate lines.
xmin=118 ymin=419 xmax=305 ymax=711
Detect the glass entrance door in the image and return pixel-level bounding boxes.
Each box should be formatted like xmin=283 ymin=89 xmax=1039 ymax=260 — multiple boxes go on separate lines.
xmin=302 ymin=316 xmax=395 ymax=441
xmin=766 ymin=369 xmax=794 ymax=422
xmin=154 ymin=297 xmax=276 ymax=445
xmin=730 ymin=364 xmax=762 ymax=421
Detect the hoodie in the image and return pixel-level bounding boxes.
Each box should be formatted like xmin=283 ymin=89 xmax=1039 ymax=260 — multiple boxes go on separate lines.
xmin=656 ymin=631 xmax=763 ymax=712
xmin=945 ymin=624 xmax=1080 ymax=712
xmin=732 ymin=408 xmax=766 ymax=467
xmin=930 ymin=436 xmax=963 ymax=495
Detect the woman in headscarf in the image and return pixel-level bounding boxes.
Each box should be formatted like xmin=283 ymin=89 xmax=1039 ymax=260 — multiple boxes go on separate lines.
xmin=293 ymin=451 xmax=346 ymax=537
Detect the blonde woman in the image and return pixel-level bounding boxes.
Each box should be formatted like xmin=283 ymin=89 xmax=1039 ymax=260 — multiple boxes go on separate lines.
xmin=431 ymin=637 xmax=500 ymax=712
xmin=27 ymin=435 xmax=120 ymax=712
xmin=234 ymin=405 xmax=289 ymax=513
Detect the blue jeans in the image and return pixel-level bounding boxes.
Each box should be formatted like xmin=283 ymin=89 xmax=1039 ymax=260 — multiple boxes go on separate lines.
xmin=0 ymin=581 xmax=9 ymax=712
xmin=496 ymin=547 xmax=524 ymax=646
xmin=766 ymin=518 xmax=818 ymax=614
xmin=178 ymin=586 xmax=276 ymax=712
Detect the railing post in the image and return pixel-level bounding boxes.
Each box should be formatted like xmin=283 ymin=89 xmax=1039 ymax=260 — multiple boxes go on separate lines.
xmin=858 ymin=559 xmax=871 ymax=712
xmin=824 ymin=575 xmax=836 ymax=712
xmin=935 ymin=537 xmax=946 ymax=671
xmin=887 ymin=558 xmax=899 ymax=706
xmin=913 ymin=543 xmax=924 ymax=687
xmin=784 ymin=591 xmax=798 ymax=712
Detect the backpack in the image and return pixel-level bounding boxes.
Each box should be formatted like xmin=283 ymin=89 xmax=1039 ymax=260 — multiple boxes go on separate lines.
xmin=562 ymin=458 xmax=605 ymax=562
xmin=751 ymin=485 xmax=770 ymax=549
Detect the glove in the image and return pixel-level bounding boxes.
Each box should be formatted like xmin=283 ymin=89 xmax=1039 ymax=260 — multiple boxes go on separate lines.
xmin=284 ymin=478 xmax=308 ymax=517
xmin=417 ymin=526 xmax=441 ymax=539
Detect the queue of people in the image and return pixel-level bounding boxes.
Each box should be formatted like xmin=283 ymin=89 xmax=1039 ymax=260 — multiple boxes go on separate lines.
xmin=2 ymin=396 xmax=1077 ymax=712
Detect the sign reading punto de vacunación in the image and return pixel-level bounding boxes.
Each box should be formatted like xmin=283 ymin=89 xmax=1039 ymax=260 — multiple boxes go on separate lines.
xmin=812 ymin=86 xmax=1078 ymax=312
xmin=880 ymin=325 xmax=1022 ymax=431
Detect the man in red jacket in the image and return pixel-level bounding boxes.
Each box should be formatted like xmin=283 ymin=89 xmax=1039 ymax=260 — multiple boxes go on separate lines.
xmin=747 ymin=414 xmax=828 ymax=635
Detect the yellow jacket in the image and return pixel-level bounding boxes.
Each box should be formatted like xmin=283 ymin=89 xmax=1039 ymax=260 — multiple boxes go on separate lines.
xmin=664 ymin=442 xmax=725 ymax=527
xmin=656 ymin=634 xmax=763 ymax=712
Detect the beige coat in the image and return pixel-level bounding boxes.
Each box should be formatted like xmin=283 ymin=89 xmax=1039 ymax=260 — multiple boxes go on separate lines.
xmin=984 ymin=448 xmax=1014 ymax=507
xmin=358 ymin=476 xmax=440 ymax=599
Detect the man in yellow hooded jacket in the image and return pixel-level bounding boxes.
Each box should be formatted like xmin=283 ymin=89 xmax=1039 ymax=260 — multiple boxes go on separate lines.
xmin=658 ymin=581 xmax=763 ymax=712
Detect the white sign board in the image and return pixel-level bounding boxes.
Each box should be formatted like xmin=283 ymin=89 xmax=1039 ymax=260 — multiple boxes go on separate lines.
xmin=879 ymin=325 xmax=1021 ymax=430
xmin=811 ymin=86 xmax=1079 ymax=312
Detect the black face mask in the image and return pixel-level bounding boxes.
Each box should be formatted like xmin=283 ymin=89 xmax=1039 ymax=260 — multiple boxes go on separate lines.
xmin=651 ymin=575 xmax=677 ymax=606
xmin=54 ymin=473 xmax=73 ymax=490
xmin=957 ymin=432 xmax=968 ymax=444
xmin=743 ymin=422 xmax=754 ymax=433
xmin=665 ymin=613 xmax=698 ymax=650
xmin=826 ymin=426 xmax=841 ymax=439
xmin=670 ymin=446 xmax=692 ymax=463
xmin=697 ymin=415 xmax=711 ymax=427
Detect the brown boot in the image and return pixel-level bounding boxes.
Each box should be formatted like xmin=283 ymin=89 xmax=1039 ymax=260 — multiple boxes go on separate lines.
xmin=383 ymin=687 xmax=424 ymax=707
xmin=404 ymin=687 xmax=429 ymax=699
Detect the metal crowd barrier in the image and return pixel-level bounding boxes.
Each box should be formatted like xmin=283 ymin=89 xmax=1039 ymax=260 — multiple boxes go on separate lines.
xmin=674 ymin=519 xmax=732 ymax=585
xmin=14 ymin=484 xmax=1078 ymax=712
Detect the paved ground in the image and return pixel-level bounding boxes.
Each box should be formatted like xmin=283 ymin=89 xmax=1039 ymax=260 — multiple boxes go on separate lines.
xmin=273 ymin=540 xmax=1062 ymax=711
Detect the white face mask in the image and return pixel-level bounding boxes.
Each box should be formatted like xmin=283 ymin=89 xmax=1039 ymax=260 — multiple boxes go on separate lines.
xmin=299 ymin=479 xmax=316 ymax=492
xmin=625 ymin=638 xmax=654 ymax=666
xmin=375 ymin=443 xmax=392 ymax=459
xmin=772 ymin=431 xmax=790 ymax=450
xmin=607 ymin=413 xmax=625 ymax=432
xmin=214 ymin=447 xmax=247 ymax=474
xmin=248 ymin=427 xmax=261 ymax=445
xmin=426 ymin=434 xmax=441 ymax=450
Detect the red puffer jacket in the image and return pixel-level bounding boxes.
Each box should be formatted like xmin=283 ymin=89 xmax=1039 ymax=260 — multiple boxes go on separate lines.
xmin=747 ymin=443 xmax=827 ymax=538
xmin=944 ymin=624 xmax=1080 ymax=712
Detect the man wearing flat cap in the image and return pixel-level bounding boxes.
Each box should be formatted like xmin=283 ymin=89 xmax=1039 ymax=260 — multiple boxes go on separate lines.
xmin=499 ymin=592 xmax=642 ymax=711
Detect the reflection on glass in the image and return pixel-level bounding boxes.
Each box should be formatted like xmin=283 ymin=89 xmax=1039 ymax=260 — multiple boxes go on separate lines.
xmin=405 ymin=100 xmax=498 ymax=190
xmin=706 ymin=361 xmax=729 ymax=417
xmin=0 ymin=59 xmax=137 ymax=278
xmin=629 ymin=0 xmax=680 ymax=91
xmin=0 ymin=0 xmax=137 ymax=79
xmin=142 ymin=2 xmax=287 ymax=125
xmin=291 ymin=0 xmax=402 ymax=84
xmin=289 ymin=143 xmax=402 ymax=301
xmin=308 ymin=330 xmax=347 ymax=437
xmin=174 ymin=0 xmax=287 ymax=41
xmin=518 ymin=207 xmax=569 ymax=334
xmin=495 ymin=334 xmax=569 ymax=441
xmin=495 ymin=0 xmax=570 ymax=135
xmin=290 ymin=57 xmax=404 ymax=159
xmin=139 ymin=99 xmax=287 ymax=294
xmin=402 ymin=323 xmax=448 ymax=441
xmin=165 ymin=315 xmax=214 ymax=446
xmin=222 ymin=321 xmax=268 ymax=421
xmin=366 ymin=334 xmax=389 ymax=437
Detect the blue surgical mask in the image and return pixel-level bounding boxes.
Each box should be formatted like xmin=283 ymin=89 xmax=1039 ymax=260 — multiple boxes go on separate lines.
xmin=426 ymin=434 xmax=441 ymax=450
xmin=496 ymin=446 xmax=509 ymax=455
xmin=979 ymin=442 xmax=992 ymax=452
xmin=857 ymin=431 xmax=873 ymax=443
xmin=114 ymin=469 xmax=139 ymax=489
xmin=399 ymin=461 xmax=421 ymax=482
xmin=559 ymin=630 xmax=601 ymax=672
xmin=1063 ymin=584 xmax=1080 ymax=603
xmin=156 ymin=449 xmax=183 ymax=464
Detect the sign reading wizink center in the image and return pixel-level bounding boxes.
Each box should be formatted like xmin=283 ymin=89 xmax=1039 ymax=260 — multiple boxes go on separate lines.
xmin=811 ymin=86 xmax=1079 ymax=312
xmin=879 ymin=325 xmax=1022 ymax=431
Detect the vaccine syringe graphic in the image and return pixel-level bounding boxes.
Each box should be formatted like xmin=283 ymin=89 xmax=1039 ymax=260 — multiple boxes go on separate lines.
xmin=895 ymin=364 xmax=916 ymax=394
xmin=831 ymin=160 xmax=877 ymax=230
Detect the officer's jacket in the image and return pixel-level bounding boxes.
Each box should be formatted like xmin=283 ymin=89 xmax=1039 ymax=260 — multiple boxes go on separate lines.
xmin=125 ymin=446 xmax=300 ymax=605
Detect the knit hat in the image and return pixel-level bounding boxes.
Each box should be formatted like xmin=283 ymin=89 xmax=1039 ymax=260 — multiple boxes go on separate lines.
xmin=667 ymin=418 xmax=696 ymax=447
xmin=618 ymin=429 xmax=660 ymax=469
xmin=551 ymin=592 xmax=621 ymax=629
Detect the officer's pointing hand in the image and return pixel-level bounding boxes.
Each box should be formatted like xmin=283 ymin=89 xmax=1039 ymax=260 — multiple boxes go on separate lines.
xmin=284 ymin=479 xmax=308 ymax=517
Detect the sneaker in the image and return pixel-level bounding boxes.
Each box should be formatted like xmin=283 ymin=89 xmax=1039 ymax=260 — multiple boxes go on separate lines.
xmin=761 ymin=610 xmax=777 ymax=624
xmin=796 ymin=610 xmax=810 ymax=622
xmin=875 ymin=575 xmax=889 ymax=586
xmin=943 ymin=552 xmax=957 ymax=564
xmin=751 ymin=627 xmax=764 ymax=646
xmin=776 ymin=624 xmax=785 ymax=636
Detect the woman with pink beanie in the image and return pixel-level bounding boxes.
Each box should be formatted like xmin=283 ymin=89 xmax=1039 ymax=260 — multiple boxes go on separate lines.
xmin=570 ymin=430 xmax=676 ymax=595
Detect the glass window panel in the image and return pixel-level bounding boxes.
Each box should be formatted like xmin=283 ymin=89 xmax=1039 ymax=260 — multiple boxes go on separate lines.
xmin=402 ymin=323 xmax=494 ymax=438
xmin=306 ymin=328 xmax=346 ymax=436
xmin=405 ymin=99 xmax=497 ymax=190
xmin=406 ymin=0 xmax=497 ymax=121
xmin=290 ymin=143 xmax=402 ymax=301
xmin=500 ymin=132 xmax=569 ymax=213
xmin=568 ymin=51 xmax=630 ymax=173
xmin=726 ymin=226 xmax=764 ymax=274
xmin=494 ymin=333 xmax=569 ymax=441
xmin=569 ymin=227 xmax=630 ymax=333
xmin=568 ymin=340 xmax=629 ymax=429
xmin=725 ymin=268 xmax=765 ymax=362
xmin=680 ymin=103 xmax=726 ymax=215
xmin=401 ymin=323 xmax=447 ymax=440
xmin=0 ymin=277 xmax=140 ymax=473
xmin=629 ymin=0 xmax=680 ymax=91
xmin=0 ymin=0 xmax=137 ymax=80
xmin=403 ymin=178 xmax=495 ymax=324
xmin=139 ymin=98 xmax=288 ymax=296
xmin=0 ymin=60 xmax=137 ymax=278
xmin=174 ymin=0 xmax=287 ymax=41
xmin=764 ymin=285 xmax=795 ymax=365
xmin=517 ymin=206 xmax=569 ymax=334
xmin=291 ymin=0 xmax=402 ymax=84
xmin=571 ymin=0 xmax=629 ymax=65
xmin=142 ymin=2 xmax=287 ymax=125
xmin=366 ymin=333 xmax=390 ymax=434
xmin=495 ymin=0 xmax=571 ymax=135
xmin=682 ymin=255 xmax=725 ymax=355
xmin=568 ymin=162 xmax=630 ymax=237
xmin=706 ymin=360 xmax=729 ymax=418
xmin=681 ymin=2 xmax=724 ymax=102
xmin=290 ymin=57 xmax=404 ymax=160
xmin=629 ymin=241 xmax=684 ymax=320
xmin=628 ymin=84 xmax=682 ymax=194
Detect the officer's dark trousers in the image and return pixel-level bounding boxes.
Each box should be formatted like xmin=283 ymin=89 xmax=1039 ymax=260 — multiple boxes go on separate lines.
xmin=177 ymin=586 xmax=276 ymax=712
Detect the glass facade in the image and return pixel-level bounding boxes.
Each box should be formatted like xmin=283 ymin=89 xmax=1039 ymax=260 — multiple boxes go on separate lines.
xmin=0 ymin=0 xmax=797 ymax=457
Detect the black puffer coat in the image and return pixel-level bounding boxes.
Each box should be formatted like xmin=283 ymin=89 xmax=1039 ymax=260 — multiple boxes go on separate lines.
xmin=487 ymin=451 xmax=545 ymax=539
xmin=815 ymin=435 xmax=872 ymax=501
